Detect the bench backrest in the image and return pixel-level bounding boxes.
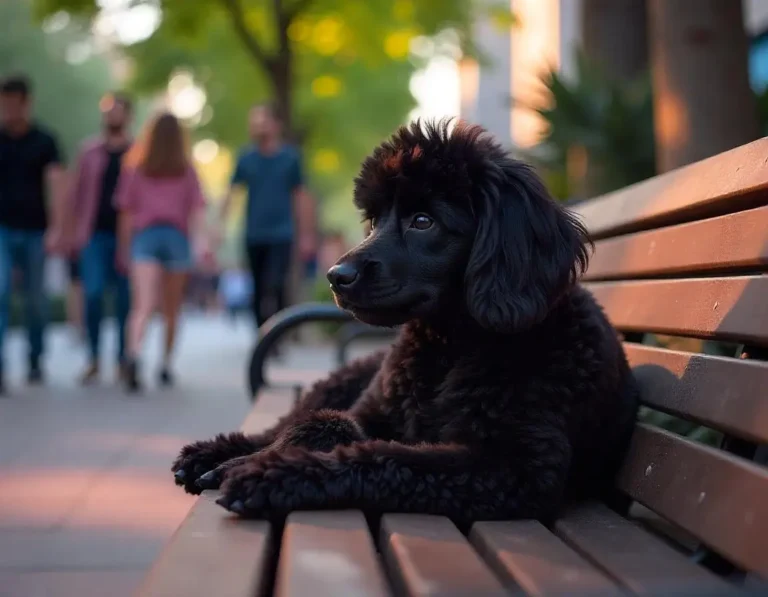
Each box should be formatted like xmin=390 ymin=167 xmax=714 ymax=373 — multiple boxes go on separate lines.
xmin=571 ymin=138 xmax=768 ymax=579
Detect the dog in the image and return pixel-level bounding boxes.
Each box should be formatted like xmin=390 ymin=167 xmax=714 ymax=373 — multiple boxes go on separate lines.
xmin=172 ymin=120 xmax=638 ymax=524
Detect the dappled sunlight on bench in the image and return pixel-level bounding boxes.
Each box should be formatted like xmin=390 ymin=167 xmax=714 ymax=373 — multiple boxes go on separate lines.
xmin=577 ymin=137 xmax=768 ymax=237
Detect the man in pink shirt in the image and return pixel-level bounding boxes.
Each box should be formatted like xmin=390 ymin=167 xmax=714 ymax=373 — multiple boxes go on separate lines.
xmin=66 ymin=93 xmax=133 ymax=384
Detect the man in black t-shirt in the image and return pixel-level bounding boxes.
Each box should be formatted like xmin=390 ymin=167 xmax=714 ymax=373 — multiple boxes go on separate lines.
xmin=66 ymin=93 xmax=132 ymax=385
xmin=0 ymin=75 xmax=66 ymax=392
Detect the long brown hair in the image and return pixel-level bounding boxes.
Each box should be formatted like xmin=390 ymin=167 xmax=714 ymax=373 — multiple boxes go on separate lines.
xmin=124 ymin=112 xmax=189 ymax=177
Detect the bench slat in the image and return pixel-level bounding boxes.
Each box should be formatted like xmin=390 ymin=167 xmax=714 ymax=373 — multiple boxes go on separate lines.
xmin=586 ymin=276 xmax=768 ymax=344
xmin=585 ymin=206 xmax=768 ymax=281
xmin=572 ymin=137 xmax=768 ymax=238
xmin=625 ymin=343 xmax=768 ymax=443
xmin=470 ymin=519 xmax=618 ymax=595
xmin=554 ymin=503 xmax=731 ymax=594
xmin=241 ymin=387 xmax=297 ymax=434
xmin=617 ymin=424 xmax=768 ymax=577
xmin=137 ymin=492 xmax=273 ymax=597
xmin=380 ymin=514 xmax=506 ymax=596
xmin=138 ymin=387 xmax=294 ymax=597
xmin=274 ymin=511 xmax=390 ymax=597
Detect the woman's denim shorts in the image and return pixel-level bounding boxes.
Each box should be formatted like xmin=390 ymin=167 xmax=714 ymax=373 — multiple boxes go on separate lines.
xmin=131 ymin=225 xmax=192 ymax=271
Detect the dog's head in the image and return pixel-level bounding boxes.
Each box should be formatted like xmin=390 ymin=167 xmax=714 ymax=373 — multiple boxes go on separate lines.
xmin=328 ymin=120 xmax=590 ymax=331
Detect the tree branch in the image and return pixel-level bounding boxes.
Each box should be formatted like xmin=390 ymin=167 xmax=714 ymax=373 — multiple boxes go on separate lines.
xmin=284 ymin=0 xmax=315 ymax=21
xmin=270 ymin=0 xmax=312 ymax=60
xmin=273 ymin=0 xmax=289 ymax=55
xmin=220 ymin=0 xmax=275 ymax=71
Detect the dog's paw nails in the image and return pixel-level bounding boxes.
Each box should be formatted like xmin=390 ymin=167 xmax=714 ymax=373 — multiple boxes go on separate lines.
xmin=229 ymin=500 xmax=246 ymax=514
xmin=217 ymin=495 xmax=246 ymax=515
xmin=195 ymin=469 xmax=221 ymax=490
xmin=244 ymin=492 xmax=265 ymax=511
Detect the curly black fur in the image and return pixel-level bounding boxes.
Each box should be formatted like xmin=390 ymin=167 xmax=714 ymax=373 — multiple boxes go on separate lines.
xmin=173 ymin=120 xmax=638 ymax=524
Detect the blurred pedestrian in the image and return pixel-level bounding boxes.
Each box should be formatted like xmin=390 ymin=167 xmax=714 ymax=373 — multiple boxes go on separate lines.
xmin=65 ymin=258 xmax=84 ymax=343
xmin=0 ymin=75 xmax=66 ymax=393
xmin=66 ymin=92 xmax=133 ymax=384
xmin=219 ymin=266 xmax=252 ymax=324
xmin=218 ymin=103 xmax=316 ymax=331
xmin=117 ymin=112 xmax=211 ymax=392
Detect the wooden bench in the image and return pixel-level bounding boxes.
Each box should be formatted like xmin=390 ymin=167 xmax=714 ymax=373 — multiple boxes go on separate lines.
xmin=140 ymin=139 xmax=768 ymax=596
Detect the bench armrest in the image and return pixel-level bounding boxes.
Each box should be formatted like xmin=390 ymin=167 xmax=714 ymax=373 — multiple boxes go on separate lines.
xmin=247 ymin=302 xmax=355 ymax=399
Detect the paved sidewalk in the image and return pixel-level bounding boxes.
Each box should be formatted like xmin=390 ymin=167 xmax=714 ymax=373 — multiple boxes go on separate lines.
xmin=0 ymin=314 xmax=264 ymax=597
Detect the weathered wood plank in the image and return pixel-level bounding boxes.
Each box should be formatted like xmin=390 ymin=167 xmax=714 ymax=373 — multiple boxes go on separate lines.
xmin=555 ymin=503 xmax=731 ymax=594
xmin=381 ymin=514 xmax=506 ymax=596
xmin=137 ymin=493 xmax=272 ymax=597
xmin=624 ymin=343 xmax=768 ymax=443
xmin=572 ymin=137 xmax=768 ymax=238
xmin=617 ymin=424 xmax=768 ymax=577
xmin=138 ymin=388 xmax=294 ymax=597
xmin=585 ymin=206 xmax=768 ymax=281
xmin=586 ymin=276 xmax=768 ymax=344
xmin=274 ymin=511 xmax=390 ymax=597
xmin=470 ymin=519 xmax=617 ymax=595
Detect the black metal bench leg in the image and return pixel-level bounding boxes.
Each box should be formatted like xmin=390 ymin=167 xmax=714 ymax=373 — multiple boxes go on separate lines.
xmin=247 ymin=302 xmax=355 ymax=400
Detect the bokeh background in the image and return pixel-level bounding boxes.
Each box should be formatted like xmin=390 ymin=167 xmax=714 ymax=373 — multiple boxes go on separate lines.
xmin=4 ymin=0 xmax=768 ymax=295
xmin=3 ymin=2 xmax=768 ymax=595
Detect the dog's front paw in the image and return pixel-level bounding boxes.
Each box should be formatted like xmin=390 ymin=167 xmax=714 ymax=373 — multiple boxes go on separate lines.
xmin=271 ymin=409 xmax=367 ymax=452
xmin=194 ymin=455 xmax=251 ymax=492
xmin=215 ymin=460 xmax=273 ymax=517
xmin=215 ymin=449 xmax=339 ymax=518
xmin=171 ymin=433 xmax=254 ymax=495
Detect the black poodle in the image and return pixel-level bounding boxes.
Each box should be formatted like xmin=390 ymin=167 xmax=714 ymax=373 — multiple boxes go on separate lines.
xmin=172 ymin=120 xmax=638 ymax=524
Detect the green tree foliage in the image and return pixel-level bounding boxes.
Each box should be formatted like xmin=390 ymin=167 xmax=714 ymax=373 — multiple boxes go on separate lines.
xmin=33 ymin=0 xmax=511 ymax=233
xmin=0 ymin=1 xmax=115 ymax=162
xmin=528 ymin=52 xmax=768 ymax=203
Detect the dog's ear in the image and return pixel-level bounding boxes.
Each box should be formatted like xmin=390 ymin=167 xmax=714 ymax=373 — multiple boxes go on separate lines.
xmin=464 ymin=159 xmax=590 ymax=332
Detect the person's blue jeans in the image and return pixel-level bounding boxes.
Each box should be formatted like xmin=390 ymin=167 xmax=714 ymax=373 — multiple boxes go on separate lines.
xmin=0 ymin=226 xmax=47 ymax=371
xmin=80 ymin=232 xmax=130 ymax=364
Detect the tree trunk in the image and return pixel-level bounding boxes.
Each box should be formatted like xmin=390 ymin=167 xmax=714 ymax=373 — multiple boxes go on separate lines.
xmin=579 ymin=0 xmax=649 ymax=198
xmin=648 ymin=0 xmax=760 ymax=172
xmin=272 ymin=1 xmax=295 ymax=141
xmin=582 ymin=0 xmax=649 ymax=82
xmin=221 ymin=0 xmax=297 ymax=141
xmin=270 ymin=57 xmax=293 ymax=139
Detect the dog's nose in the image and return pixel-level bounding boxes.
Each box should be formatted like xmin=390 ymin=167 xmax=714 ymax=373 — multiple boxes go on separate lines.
xmin=327 ymin=263 xmax=359 ymax=289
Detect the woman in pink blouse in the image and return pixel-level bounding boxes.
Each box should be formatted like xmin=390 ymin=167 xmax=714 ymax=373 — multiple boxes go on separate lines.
xmin=115 ymin=112 xmax=210 ymax=392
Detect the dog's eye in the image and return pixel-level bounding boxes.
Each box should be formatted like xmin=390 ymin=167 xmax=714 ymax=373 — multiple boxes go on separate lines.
xmin=411 ymin=214 xmax=433 ymax=230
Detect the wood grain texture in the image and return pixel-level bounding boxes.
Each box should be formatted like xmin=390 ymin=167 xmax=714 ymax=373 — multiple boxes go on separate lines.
xmin=586 ymin=276 xmax=768 ymax=344
xmin=470 ymin=519 xmax=617 ymax=595
xmin=555 ymin=503 xmax=731 ymax=594
xmin=572 ymin=137 xmax=768 ymax=238
xmin=381 ymin=514 xmax=506 ymax=596
xmin=617 ymin=424 xmax=768 ymax=577
xmin=585 ymin=206 xmax=768 ymax=280
xmin=274 ymin=511 xmax=390 ymax=597
xmin=624 ymin=343 xmax=768 ymax=443
xmin=138 ymin=388 xmax=294 ymax=597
